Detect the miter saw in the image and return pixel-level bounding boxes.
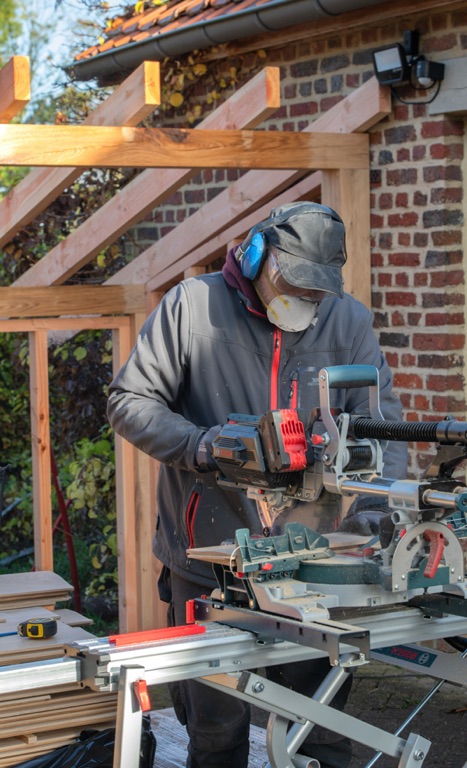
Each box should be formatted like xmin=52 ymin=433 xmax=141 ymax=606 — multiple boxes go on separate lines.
xmin=191 ymin=364 xmax=467 ymax=621
xmin=178 ymin=365 xmax=467 ymax=768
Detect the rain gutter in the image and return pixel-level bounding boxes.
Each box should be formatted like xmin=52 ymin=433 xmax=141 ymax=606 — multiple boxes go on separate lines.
xmin=69 ymin=0 xmax=388 ymax=83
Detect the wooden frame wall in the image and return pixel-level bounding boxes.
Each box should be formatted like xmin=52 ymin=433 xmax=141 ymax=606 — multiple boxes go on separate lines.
xmin=0 ymin=56 xmax=390 ymax=631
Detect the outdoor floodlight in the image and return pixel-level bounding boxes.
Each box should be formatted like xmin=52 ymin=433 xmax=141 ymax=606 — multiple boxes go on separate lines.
xmin=372 ymin=43 xmax=409 ymax=86
xmin=371 ymin=31 xmax=445 ymax=98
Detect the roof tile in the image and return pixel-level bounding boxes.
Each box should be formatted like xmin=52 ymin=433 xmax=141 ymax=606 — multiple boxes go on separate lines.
xmin=75 ymin=0 xmax=275 ymax=62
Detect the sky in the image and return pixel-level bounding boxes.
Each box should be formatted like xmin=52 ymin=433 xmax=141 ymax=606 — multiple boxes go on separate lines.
xmin=6 ymin=0 xmax=125 ymax=114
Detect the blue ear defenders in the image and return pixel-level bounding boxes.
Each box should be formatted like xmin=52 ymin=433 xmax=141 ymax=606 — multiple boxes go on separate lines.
xmin=237 ymin=203 xmax=343 ymax=281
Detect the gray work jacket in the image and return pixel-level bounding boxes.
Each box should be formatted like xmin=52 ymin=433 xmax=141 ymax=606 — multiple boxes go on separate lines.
xmin=107 ymin=272 xmax=407 ymax=586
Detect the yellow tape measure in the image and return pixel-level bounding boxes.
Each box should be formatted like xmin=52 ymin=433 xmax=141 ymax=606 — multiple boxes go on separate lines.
xmin=17 ymin=617 xmax=57 ymax=639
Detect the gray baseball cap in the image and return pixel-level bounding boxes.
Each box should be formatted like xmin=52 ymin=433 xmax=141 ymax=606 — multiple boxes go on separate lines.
xmin=263 ymin=202 xmax=347 ymax=298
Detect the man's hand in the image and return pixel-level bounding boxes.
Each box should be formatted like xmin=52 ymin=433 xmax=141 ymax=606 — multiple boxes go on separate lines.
xmin=195 ymin=425 xmax=222 ymax=472
xmin=338 ymin=495 xmax=395 ymax=548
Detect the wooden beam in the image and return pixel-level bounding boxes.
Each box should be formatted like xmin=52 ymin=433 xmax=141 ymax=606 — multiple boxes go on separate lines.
xmin=29 ymin=330 xmax=53 ymax=572
xmin=0 ymin=57 xmax=30 ymax=123
xmin=14 ymin=67 xmax=280 ymax=287
xmin=0 ymin=317 xmax=131 ymax=332
xmin=111 ymin=77 xmax=388 ymax=290
xmin=0 ymin=286 xmax=145 ymax=317
xmin=0 ymin=125 xmax=368 ymax=170
xmin=0 ymin=60 xmax=160 ymax=249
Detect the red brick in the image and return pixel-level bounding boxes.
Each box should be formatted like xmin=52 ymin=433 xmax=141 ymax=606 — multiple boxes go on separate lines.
xmin=388 ymin=252 xmax=420 ymax=267
xmin=395 ymin=192 xmax=408 ymax=207
xmin=378 ymin=273 xmax=392 ymax=286
xmin=427 ymin=374 xmax=464 ymax=391
xmin=387 ymin=212 xmax=418 ymax=227
xmin=430 ymin=270 xmax=464 ymax=288
xmin=385 ymin=352 xmax=399 ymax=368
xmin=421 ymin=119 xmax=464 ymax=138
xmin=424 ymin=33 xmax=457 ymax=53
xmin=290 ymin=101 xmax=318 ymax=117
xmin=398 ymin=233 xmax=411 ymax=246
xmin=394 ymin=373 xmax=423 ymax=389
xmin=400 ymin=393 xmax=412 ymax=408
xmin=395 ymin=273 xmax=409 ymax=287
xmin=414 ymin=272 xmax=428 ymax=286
xmin=386 ymin=291 xmax=417 ymax=306
xmin=379 ymin=193 xmax=393 ymax=209
xmin=371 ymin=214 xmax=384 ymax=228
xmin=414 ymin=395 xmax=430 ymax=409
xmin=430 ymin=142 xmax=464 ymax=160
xmin=425 ymin=312 xmax=464 ymax=326
xmin=413 ymin=333 xmax=465 ymax=350
xmin=412 ymin=145 xmax=426 ymax=161
xmin=431 ymin=230 xmax=462 ymax=246
xmin=430 ymin=187 xmax=463 ymax=204
xmin=396 ymin=148 xmax=410 ymax=162
xmin=401 ymin=353 xmax=416 ymax=366
xmin=391 ymin=311 xmax=405 ymax=326
xmin=432 ymin=395 xmax=466 ymax=413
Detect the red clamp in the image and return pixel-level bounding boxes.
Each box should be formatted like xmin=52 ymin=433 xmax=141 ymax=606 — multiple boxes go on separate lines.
xmin=134 ymin=679 xmax=151 ymax=712
xmin=423 ymin=529 xmax=445 ymax=579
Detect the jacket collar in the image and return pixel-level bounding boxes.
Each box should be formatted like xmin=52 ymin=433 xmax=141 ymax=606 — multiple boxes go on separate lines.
xmin=222 ymin=246 xmax=265 ymax=315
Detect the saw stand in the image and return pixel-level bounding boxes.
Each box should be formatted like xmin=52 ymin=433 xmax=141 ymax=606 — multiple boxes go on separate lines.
xmin=64 ymin=600 xmax=467 ymax=768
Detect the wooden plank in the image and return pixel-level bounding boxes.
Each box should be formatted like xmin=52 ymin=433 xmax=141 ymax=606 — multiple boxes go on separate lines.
xmin=0 ymin=125 xmax=368 ymax=170
xmin=0 ymin=285 xmax=145 ymax=317
xmin=111 ymin=77 xmax=387 ymax=289
xmin=0 ymin=57 xmax=30 ymax=123
xmin=0 ymin=571 xmax=71 ymax=599
xmin=13 ymin=66 xmax=280 ymax=287
xmin=29 ymin=331 xmax=53 ymax=572
xmin=0 ymin=60 xmax=160 ymax=249
xmin=0 ymin=317 xmax=131 ymax=332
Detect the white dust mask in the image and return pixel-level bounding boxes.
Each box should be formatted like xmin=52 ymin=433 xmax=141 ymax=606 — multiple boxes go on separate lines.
xmin=266 ymin=295 xmax=318 ymax=332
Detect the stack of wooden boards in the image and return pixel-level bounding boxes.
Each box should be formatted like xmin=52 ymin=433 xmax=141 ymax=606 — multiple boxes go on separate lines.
xmin=0 ymin=571 xmax=117 ymax=767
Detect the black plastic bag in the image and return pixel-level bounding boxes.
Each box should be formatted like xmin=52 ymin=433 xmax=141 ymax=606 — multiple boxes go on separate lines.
xmin=12 ymin=715 xmax=156 ymax=768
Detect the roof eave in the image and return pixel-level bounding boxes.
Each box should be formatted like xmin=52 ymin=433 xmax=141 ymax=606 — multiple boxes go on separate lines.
xmin=69 ymin=0 xmax=386 ymax=84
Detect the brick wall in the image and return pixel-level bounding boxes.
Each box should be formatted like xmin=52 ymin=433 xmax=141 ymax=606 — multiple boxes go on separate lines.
xmin=132 ymin=7 xmax=467 ymax=477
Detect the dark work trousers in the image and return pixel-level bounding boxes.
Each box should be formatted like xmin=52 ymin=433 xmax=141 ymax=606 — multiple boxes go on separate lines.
xmin=158 ymin=568 xmax=352 ymax=768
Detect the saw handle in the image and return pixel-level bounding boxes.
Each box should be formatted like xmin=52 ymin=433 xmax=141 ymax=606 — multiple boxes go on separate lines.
xmin=423 ymin=529 xmax=445 ymax=578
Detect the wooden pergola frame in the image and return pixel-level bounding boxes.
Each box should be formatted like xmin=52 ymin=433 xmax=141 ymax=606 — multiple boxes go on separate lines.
xmin=0 ymin=56 xmax=391 ymax=631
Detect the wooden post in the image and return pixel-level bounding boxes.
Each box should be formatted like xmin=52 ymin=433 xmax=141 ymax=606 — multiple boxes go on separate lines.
xmin=29 ymin=330 xmax=53 ymax=571
xmin=321 ymin=168 xmax=371 ymax=308
xmin=112 ymin=321 xmax=139 ymax=632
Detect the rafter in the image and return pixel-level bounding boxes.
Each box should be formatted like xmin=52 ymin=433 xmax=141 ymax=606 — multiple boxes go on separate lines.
xmin=0 ymin=60 xmax=160 ymax=249
xmin=13 ymin=67 xmax=280 ymax=287
xmin=0 ymin=56 xmax=30 ymax=123
xmin=106 ymin=77 xmax=389 ymax=290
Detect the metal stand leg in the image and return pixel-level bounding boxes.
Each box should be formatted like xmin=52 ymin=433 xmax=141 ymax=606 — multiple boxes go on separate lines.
xmin=113 ymin=665 xmax=145 ymax=768
xmin=266 ymin=653 xmax=354 ymax=768
xmin=201 ymin=669 xmax=431 ymax=768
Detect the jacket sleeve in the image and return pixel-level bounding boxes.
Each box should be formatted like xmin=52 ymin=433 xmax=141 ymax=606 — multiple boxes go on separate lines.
xmin=345 ymin=309 xmax=408 ymax=481
xmin=107 ymin=283 xmax=203 ymax=472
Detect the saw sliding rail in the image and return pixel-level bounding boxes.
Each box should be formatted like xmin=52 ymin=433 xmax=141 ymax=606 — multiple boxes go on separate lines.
xmin=59 ymin=604 xmax=467 ymax=768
